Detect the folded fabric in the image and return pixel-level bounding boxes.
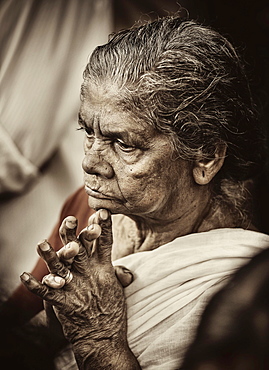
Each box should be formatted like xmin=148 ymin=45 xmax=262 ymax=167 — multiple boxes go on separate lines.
xmin=113 ymin=228 xmax=269 ymax=369
xmin=0 ymin=125 xmax=39 ymax=194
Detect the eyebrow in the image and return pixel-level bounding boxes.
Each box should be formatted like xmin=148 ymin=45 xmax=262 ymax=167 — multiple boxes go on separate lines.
xmin=78 ymin=112 xmax=135 ymax=143
xmin=78 ymin=111 xmax=154 ymax=152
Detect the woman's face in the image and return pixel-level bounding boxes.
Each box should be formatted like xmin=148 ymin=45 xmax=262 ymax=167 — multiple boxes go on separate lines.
xmin=80 ymin=83 xmax=195 ymax=221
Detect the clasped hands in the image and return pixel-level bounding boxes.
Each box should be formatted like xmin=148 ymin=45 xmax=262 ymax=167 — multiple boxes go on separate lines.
xmin=20 ymin=209 xmax=139 ymax=369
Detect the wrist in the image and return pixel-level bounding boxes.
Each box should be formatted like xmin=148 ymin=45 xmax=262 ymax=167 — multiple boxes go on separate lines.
xmin=73 ymin=336 xmax=140 ymax=369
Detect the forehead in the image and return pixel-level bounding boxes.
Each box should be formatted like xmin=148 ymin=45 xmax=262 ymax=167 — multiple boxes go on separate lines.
xmin=80 ymin=81 xmax=157 ymax=137
xmin=81 ymin=80 xmax=125 ymax=106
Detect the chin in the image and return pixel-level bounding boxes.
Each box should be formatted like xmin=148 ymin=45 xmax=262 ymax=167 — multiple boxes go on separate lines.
xmin=87 ymin=196 xmax=125 ymax=214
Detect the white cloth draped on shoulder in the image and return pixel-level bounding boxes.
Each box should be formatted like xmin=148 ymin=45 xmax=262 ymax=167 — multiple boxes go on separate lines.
xmin=113 ymin=228 xmax=269 ymax=369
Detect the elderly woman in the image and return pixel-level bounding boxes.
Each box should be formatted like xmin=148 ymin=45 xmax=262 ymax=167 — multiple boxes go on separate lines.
xmin=19 ymin=15 xmax=269 ymax=369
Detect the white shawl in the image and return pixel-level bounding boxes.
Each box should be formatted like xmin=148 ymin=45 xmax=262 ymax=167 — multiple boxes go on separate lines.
xmin=114 ymin=228 xmax=269 ymax=369
xmin=55 ymin=228 xmax=269 ymax=369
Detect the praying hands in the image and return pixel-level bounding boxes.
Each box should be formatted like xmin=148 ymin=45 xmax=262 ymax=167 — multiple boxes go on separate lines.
xmin=20 ymin=209 xmax=140 ymax=369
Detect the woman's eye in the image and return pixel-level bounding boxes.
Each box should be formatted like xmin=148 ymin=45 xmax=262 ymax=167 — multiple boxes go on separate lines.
xmin=115 ymin=139 xmax=135 ymax=153
xmin=77 ymin=126 xmax=94 ymax=138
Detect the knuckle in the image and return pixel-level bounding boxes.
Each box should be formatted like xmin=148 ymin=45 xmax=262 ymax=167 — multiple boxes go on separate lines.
xmin=50 ymin=261 xmax=68 ymax=277
xmin=32 ymin=283 xmax=49 ymax=298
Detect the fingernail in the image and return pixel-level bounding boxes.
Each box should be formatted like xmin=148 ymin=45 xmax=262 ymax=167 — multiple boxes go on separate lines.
xmin=87 ymin=224 xmax=94 ymax=230
xmin=66 ymin=216 xmax=77 ymax=229
xmin=38 ymin=240 xmax=50 ymax=251
xmin=54 ymin=276 xmax=63 ymax=284
xmin=66 ymin=241 xmax=77 ymax=249
xmin=20 ymin=272 xmax=30 ymax=282
xmin=99 ymin=209 xmax=109 ymax=220
xmin=66 ymin=241 xmax=79 ymax=253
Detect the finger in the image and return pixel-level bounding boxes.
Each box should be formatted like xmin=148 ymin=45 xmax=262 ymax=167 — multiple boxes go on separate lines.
xmin=72 ymin=224 xmax=101 ymax=273
xmin=57 ymin=241 xmax=80 ymax=264
xmin=88 ymin=211 xmax=99 ymax=226
xmin=86 ymin=210 xmax=110 ymax=259
xmin=78 ymin=223 xmax=101 ymax=257
xmin=87 ymin=209 xmax=108 ymax=226
xmin=87 ymin=209 xmax=113 ymax=262
xmin=114 ymin=265 xmax=133 ymax=287
xmin=96 ymin=209 xmax=113 ymax=263
xmin=20 ymin=272 xmax=61 ymax=305
xmin=59 ymin=216 xmax=78 ymax=245
xmin=42 ymin=273 xmax=66 ymax=289
xmin=37 ymin=240 xmax=71 ymax=280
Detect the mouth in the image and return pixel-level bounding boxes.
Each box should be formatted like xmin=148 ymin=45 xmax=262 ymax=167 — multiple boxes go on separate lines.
xmin=84 ymin=185 xmax=114 ymax=200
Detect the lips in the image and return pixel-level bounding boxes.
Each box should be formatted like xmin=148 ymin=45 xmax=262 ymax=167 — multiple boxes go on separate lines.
xmin=84 ymin=185 xmax=114 ymax=200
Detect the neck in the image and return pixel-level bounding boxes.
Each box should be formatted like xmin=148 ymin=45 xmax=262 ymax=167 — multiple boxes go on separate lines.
xmin=111 ymin=197 xmax=255 ymax=260
xmin=128 ymin=200 xmax=223 ymax=252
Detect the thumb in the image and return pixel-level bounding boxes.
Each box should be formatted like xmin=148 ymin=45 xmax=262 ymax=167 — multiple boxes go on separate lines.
xmin=114 ymin=265 xmax=133 ymax=287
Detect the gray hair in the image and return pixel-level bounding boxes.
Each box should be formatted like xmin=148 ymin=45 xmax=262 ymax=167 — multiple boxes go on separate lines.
xmin=82 ymin=16 xmax=266 ymax=225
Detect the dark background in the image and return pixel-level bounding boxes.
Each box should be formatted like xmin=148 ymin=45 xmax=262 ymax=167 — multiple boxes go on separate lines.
xmin=114 ymin=0 xmax=269 ymax=142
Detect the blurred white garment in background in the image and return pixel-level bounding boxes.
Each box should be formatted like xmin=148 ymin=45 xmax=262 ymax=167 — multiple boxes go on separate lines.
xmin=0 ymin=0 xmax=112 ymax=296
xmin=0 ymin=0 xmax=112 ymax=194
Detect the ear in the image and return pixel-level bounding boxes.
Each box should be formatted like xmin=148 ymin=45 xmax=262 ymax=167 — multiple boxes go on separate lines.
xmin=193 ymin=144 xmax=227 ymax=185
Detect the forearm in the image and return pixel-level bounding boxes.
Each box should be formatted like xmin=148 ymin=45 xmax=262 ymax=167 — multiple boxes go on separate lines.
xmin=73 ymin=337 xmax=141 ymax=370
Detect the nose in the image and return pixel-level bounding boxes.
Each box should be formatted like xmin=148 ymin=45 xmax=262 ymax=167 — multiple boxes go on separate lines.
xmin=82 ymin=145 xmax=114 ymax=179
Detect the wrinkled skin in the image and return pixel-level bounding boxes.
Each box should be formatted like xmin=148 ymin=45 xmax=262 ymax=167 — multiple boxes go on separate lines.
xmin=21 ymin=209 xmax=140 ymax=369
xmin=80 ymin=83 xmax=196 ymax=222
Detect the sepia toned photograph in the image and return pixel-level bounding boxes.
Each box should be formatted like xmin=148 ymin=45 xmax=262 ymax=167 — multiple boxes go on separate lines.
xmin=1 ymin=0 xmax=269 ymax=369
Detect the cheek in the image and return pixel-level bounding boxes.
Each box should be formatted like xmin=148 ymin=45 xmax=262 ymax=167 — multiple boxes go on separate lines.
xmin=117 ymin=160 xmax=174 ymax=207
xmin=125 ymin=150 xmax=170 ymax=180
